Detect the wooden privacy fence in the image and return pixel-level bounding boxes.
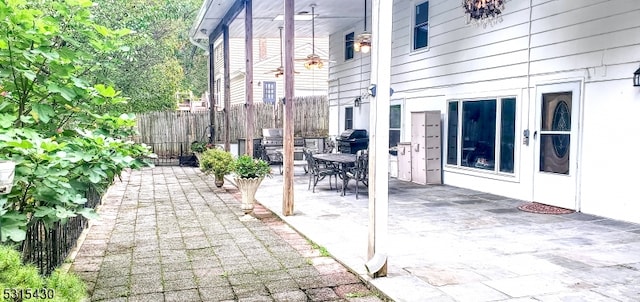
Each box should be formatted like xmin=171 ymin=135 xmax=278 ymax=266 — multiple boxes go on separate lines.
xmin=133 ymin=95 xmax=329 ymax=158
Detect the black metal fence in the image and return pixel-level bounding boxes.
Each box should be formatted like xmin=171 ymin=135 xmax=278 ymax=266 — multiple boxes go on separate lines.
xmin=19 ymin=186 xmax=102 ymax=275
xmin=146 ymin=141 xmax=197 ymax=166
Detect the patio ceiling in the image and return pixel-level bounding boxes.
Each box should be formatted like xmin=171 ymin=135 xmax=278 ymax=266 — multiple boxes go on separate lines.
xmin=190 ymin=0 xmax=368 ymax=40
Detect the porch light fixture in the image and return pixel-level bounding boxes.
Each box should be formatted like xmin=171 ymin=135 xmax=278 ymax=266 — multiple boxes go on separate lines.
xmin=354 ymin=33 xmax=371 ymax=54
xmin=634 ymin=66 xmax=640 ymax=87
xmin=304 ymin=55 xmax=324 ymax=70
xmin=463 ymin=0 xmax=505 ymax=27
xmin=354 ymin=96 xmax=362 ymax=107
xmin=354 ymin=0 xmax=371 ymax=54
xmin=304 ymin=4 xmax=323 ymax=70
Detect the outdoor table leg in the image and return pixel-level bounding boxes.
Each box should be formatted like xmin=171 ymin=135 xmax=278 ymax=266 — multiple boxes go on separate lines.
xmin=340 ymin=163 xmax=348 ymax=196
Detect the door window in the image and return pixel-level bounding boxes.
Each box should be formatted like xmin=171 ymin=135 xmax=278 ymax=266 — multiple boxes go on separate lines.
xmin=539 ymin=92 xmax=572 ymax=174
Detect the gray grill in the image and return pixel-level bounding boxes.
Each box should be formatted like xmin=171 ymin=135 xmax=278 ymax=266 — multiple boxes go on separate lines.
xmin=261 ymin=128 xmax=304 ymax=163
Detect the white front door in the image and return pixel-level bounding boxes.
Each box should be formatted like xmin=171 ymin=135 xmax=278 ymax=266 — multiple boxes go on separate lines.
xmin=533 ymin=82 xmax=581 ymax=210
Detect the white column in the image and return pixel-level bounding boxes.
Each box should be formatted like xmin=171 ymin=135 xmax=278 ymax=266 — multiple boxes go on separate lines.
xmin=366 ymin=0 xmax=393 ymax=278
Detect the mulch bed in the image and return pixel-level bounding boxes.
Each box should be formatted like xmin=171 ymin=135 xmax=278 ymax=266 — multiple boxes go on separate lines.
xmin=518 ymin=202 xmax=575 ymax=215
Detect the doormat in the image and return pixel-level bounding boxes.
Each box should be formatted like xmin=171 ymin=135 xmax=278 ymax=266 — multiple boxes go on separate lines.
xmin=518 ymin=202 xmax=575 ymax=215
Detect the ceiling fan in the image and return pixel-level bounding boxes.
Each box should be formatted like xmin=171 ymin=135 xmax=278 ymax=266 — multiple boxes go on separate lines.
xmin=295 ymin=4 xmax=330 ymax=69
xmin=266 ymin=26 xmax=299 ymax=77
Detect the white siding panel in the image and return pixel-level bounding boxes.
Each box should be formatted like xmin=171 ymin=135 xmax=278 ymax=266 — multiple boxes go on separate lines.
xmin=397 ymin=23 xmax=530 ymax=66
xmin=230 ymin=75 xmax=245 ymax=105
xmin=530 ymin=27 xmax=640 ymax=62
xmin=393 ymin=64 xmax=528 ymax=92
xmin=531 ymin=10 xmax=640 ymax=47
xmin=393 ymin=50 xmax=529 ymax=85
xmin=603 ymin=44 xmax=640 ymax=66
xmin=531 ymin=0 xmax=639 ymax=33
xmin=529 ymin=52 xmax=603 ymax=75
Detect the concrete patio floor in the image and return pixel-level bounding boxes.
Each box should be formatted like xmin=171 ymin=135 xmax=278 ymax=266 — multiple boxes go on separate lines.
xmin=254 ymin=167 xmax=640 ymax=301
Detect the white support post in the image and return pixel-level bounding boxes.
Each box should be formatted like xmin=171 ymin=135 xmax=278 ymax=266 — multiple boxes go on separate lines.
xmin=366 ymin=0 xmax=393 ymax=278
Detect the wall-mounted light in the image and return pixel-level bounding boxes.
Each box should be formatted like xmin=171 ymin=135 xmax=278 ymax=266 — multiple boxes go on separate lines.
xmin=354 ymin=96 xmax=362 ymax=107
xmin=634 ymin=67 xmax=640 ymax=87
xmin=0 ymin=160 xmax=15 ymax=195
xmin=367 ymin=84 xmax=394 ymax=98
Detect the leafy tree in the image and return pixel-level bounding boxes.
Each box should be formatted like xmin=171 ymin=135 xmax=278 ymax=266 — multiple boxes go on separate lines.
xmin=0 ymin=0 xmax=154 ymax=242
xmin=91 ymin=0 xmax=208 ymax=113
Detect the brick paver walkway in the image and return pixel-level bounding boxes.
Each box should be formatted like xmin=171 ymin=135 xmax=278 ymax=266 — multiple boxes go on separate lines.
xmin=70 ymin=167 xmax=385 ymax=302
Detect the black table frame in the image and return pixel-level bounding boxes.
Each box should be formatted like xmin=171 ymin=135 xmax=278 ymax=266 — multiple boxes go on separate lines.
xmin=312 ymin=153 xmax=357 ymax=196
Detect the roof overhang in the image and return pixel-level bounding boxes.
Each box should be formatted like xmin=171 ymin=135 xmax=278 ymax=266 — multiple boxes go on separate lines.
xmin=190 ymin=0 xmax=368 ymax=41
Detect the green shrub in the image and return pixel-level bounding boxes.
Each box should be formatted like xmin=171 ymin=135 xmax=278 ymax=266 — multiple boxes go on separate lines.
xmin=199 ymin=148 xmax=235 ymax=177
xmin=0 ymin=245 xmax=87 ymax=302
xmin=190 ymin=141 xmax=207 ymax=153
xmin=233 ymin=155 xmax=272 ymax=179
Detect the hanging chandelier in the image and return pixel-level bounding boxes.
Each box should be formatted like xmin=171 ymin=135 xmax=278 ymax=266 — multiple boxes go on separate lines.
xmin=354 ymin=0 xmax=371 ymax=53
xmin=463 ymin=0 xmax=505 ymax=27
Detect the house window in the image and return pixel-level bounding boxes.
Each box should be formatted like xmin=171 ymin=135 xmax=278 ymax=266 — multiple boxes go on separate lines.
xmin=214 ymin=45 xmax=224 ymax=64
xmin=215 ymin=78 xmax=222 ymax=106
xmin=263 ymin=81 xmax=276 ymax=103
xmin=447 ymin=97 xmax=516 ymax=173
xmin=345 ymin=32 xmax=355 ymax=61
xmin=345 ymin=107 xmax=353 ymax=130
xmin=390 ymin=105 xmax=401 ymax=148
xmin=413 ymin=1 xmax=429 ymax=50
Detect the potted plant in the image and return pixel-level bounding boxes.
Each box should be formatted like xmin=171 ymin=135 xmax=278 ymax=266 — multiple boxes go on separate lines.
xmin=191 ymin=141 xmax=207 ymax=153
xmin=199 ymin=147 xmax=235 ymax=187
xmin=232 ymin=155 xmax=272 ymax=215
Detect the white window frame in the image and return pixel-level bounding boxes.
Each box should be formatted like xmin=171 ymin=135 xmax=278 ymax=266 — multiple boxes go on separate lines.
xmin=345 ymin=106 xmax=354 ymax=130
xmin=344 ymin=30 xmax=355 ymax=62
xmin=411 ymin=0 xmax=430 ymax=53
xmin=444 ymin=94 xmax=520 ymax=181
xmin=389 ymin=99 xmax=404 ymax=147
xmin=262 ymin=81 xmax=276 ymax=103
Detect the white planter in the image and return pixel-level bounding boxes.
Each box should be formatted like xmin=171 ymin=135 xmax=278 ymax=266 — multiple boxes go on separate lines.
xmin=235 ymin=177 xmax=264 ymax=214
xmin=0 ymin=160 xmax=15 ymax=195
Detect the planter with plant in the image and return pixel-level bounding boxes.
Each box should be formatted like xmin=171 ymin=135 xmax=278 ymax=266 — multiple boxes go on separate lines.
xmin=191 ymin=141 xmax=213 ymax=162
xmin=199 ymin=148 xmax=235 ymax=187
xmin=233 ymin=155 xmax=272 ymax=215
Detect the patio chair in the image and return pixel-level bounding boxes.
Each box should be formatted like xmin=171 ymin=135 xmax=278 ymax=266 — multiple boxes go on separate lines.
xmin=346 ymin=149 xmax=368 ymax=199
xmin=304 ymin=149 xmax=339 ymax=193
xmin=324 ymin=139 xmax=336 ymax=153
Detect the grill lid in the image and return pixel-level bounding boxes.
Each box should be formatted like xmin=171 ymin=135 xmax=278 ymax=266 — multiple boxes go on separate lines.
xmin=262 ymin=128 xmax=283 ymax=137
xmin=338 ymin=129 xmax=368 ymax=140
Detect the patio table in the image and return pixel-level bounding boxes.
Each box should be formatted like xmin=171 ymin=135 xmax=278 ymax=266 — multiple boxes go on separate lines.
xmin=313 ymin=153 xmax=356 ymax=196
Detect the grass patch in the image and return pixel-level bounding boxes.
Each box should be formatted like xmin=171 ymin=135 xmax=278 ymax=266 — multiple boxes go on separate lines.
xmin=346 ymin=292 xmax=369 ymax=298
xmin=310 ymin=242 xmax=330 ymax=257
